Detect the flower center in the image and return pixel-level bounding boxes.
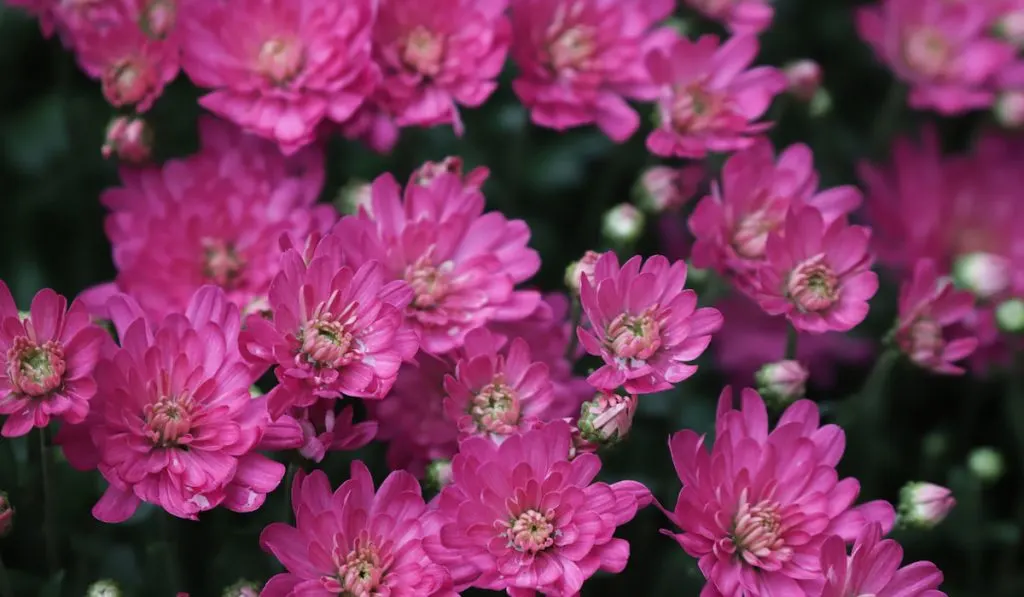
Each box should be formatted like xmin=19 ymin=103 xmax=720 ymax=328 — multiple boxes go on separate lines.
xmin=730 ymin=498 xmax=792 ymax=566
xmin=144 ymin=394 xmax=195 ymax=447
xmin=505 ymin=509 xmax=557 ymax=553
xmin=6 ymin=337 xmax=66 ymax=397
xmin=257 ymin=37 xmax=304 ymax=85
xmin=469 ymin=376 xmax=521 ymax=434
xmin=105 ymin=59 xmax=153 ymax=106
xmin=903 ymin=28 xmax=950 ymax=79
xmin=549 ymin=26 xmax=595 ymax=72
xmin=202 ymin=238 xmax=245 ymax=288
xmin=787 ymin=254 xmax=839 ymax=312
xmin=402 ymin=26 xmax=446 ymax=77
xmin=670 ymin=83 xmax=723 ymax=134
xmin=606 ymin=307 xmax=662 ymax=361
xmin=404 ymin=255 xmax=451 ymax=310
xmin=326 ymin=533 xmax=393 ymax=596
xmin=299 ymin=306 xmax=359 ymax=370
xmin=140 ymin=0 xmax=176 ymax=39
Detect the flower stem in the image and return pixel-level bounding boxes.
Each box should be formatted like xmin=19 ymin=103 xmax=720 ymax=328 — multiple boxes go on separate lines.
xmin=852 ymin=348 xmax=901 ymax=495
xmin=565 ymin=296 xmax=582 ymax=362
xmin=1000 ymin=350 xmax=1024 ymax=578
xmin=0 ymin=551 xmax=13 ymax=597
xmin=784 ymin=325 xmax=799 ymax=361
xmin=37 ymin=427 xmax=59 ymax=574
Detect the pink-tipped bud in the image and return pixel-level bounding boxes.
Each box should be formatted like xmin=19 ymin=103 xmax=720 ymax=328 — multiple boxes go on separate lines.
xmin=222 ymin=580 xmax=260 ymax=597
xmin=994 ymin=91 xmax=1024 ymax=128
xmin=634 ymin=166 xmax=687 ymax=213
xmin=898 ymin=482 xmax=955 ymax=529
xmin=0 ymin=492 xmax=11 ymax=537
xmin=602 ymin=203 xmax=645 ymax=244
xmin=995 ymin=10 xmax=1024 ymax=47
xmin=102 ymin=116 xmax=152 ymax=163
xmin=565 ymin=250 xmax=602 ymax=293
xmin=426 ymin=459 xmax=453 ymax=490
xmin=141 ymin=0 xmax=177 ymax=40
xmin=996 ymin=298 xmax=1024 ymax=333
xmin=577 ymin=391 xmax=638 ymax=446
xmin=413 ymin=156 xmax=464 ymax=186
xmin=755 ymin=360 xmax=809 ymax=408
xmin=335 ymin=180 xmax=373 ymax=215
xmin=953 ymin=251 xmax=1011 ymax=300
xmin=784 ymin=59 xmax=822 ymax=102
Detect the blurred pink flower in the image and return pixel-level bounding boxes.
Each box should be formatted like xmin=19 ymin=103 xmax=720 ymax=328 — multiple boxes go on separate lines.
xmin=755 ymin=207 xmax=878 ymax=334
xmin=895 ymin=259 xmax=978 ymax=374
xmin=663 ymin=387 xmax=896 ymax=597
xmin=820 ymin=523 xmax=946 ymax=597
xmin=424 ymin=420 xmax=652 ymax=595
xmin=180 ymin=0 xmax=379 ymax=154
xmin=260 ymin=463 xmax=456 ymax=596
xmin=578 ymin=252 xmax=723 ymax=394
xmin=0 ymin=284 xmax=108 ymax=437
xmin=684 ymin=0 xmax=774 ymax=35
xmin=339 ymin=103 xmax=402 ymax=154
xmin=646 ymin=34 xmax=785 ymax=158
xmin=509 ymin=0 xmax=675 ymax=142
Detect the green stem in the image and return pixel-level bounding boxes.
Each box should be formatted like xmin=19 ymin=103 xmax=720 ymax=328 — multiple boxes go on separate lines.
xmin=564 ymin=296 xmax=583 ymax=362
xmin=0 ymin=552 xmax=13 ymax=597
xmin=37 ymin=427 xmax=58 ymax=574
xmin=161 ymin=513 xmax=182 ymax=590
xmin=847 ymin=348 xmax=901 ymax=496
xmin=870 ymin=82 xmax=907 ymax=157
xmin=1000 ymin=350 xmax=1024 ymax=580
xmin=859 ymin=348 xmax=900 ymax=421
xmin=784 ymin=325 xmax=799 ymax=361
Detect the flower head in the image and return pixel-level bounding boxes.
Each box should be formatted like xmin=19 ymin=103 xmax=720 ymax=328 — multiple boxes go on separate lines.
xmin=424 ymin=420 xmax=652 ymax=594
xmin=0 ymin=284 xmax=107 ymax=437
xmin=577 ymin=390 xmax=638 ymax=446
xmin=898 ymin=482 xmax=956 ymax=529
xmin=663 ymin=387 xmax=896 ymax=596
xmin=895 ymin=259 xmax=978 ymax=374
xmin=820 ymin=523 xmax=946 ymax=597
xmin=578 ymin=252 xmax=723 ymax=394
xmin=260 ymin=463 xmax=456 ymax=597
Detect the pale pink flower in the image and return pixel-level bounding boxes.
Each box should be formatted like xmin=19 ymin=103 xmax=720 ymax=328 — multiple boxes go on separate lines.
xmin=820 ymin=523 xmax=946 ymax=597
xmin=239 ymin=235 xmax=417 ymax=419
xmin=259 ymin=463 xmax=456 ymax=597
xmin=374 ymin=0 xmax=510 ymax=134
xmin=510 ymin=0 xmax=676 ymax=142
xmin=783 ymin=59 xmax=823 ymax=101
xmin=856 ymin=0 xmax=1016 ymax=114
xmin=578 ymin=252 xmax=723 ymax=394
xmin=684 ymin=0 xmax=774 ymax=35
xmin=180 ymin=0 xmax=379 ymax=154
xmin=646 ymin=34 xmax=786 ymax=158
xmin=634 ymin=165 xmax=700 ymax=213
xmin=755 ymin=206 xmax=878 ymax=333
xmin=88 ymin=286 xmax=285 ymax=522
xmin=663 ymin=387 xmax=896 ymax=597
xmin=565 ymin=250 xmax=603 ymax=294
xmin=424 ymin=420 xmax=652 ymax=595
xmin=895 ymin=259 xmax=978 ymax=374
xmin=0 ymin=284 xmax=108 ymax=437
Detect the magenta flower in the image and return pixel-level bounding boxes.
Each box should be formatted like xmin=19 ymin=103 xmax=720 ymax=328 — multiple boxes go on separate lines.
xmin=856 ymin=0 xmax=1016 ymax=114
xmin=509 ymin=0 xmax=676 ymax=142
xmin=646 ymin=34 xmax=786 ymax=158
xmin=895 ymin=259 xmax=978 ymax=374
xmin=180 ymin=0 xmax=379 ymax=154
xmin=663 ymin=387 xmax=896 ymax=597
xmin=87 ymin=286 xmax=285 ymax=522
xmin=374 ymin=0 xmax=510 ymax=134
xmin=820 ymin=523 xmax=946 ymax=597
xmin=0 ymin=284 xmax=107 ymax=437
xmin=577 ymin=252 xmax=723 ymax=394
xmin=755 ymin=206 xmax=878 ymax=333
xmin=331 ymin=170 xmax=541 ymax=354
xmin=259 ymin=462 xmax=456 ymax=597
xmin=684 ymin=0 xmax=774 ymax=35
xmin=424 ymin=420 xmax=652 ymax=595
xmin=240 ymin=235 xmax=418 ymax=418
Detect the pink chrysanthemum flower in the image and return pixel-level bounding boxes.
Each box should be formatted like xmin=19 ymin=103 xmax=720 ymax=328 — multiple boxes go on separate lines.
xmin=683 ymin=0 xmax=774 ymax=35
xmin=180 ymin=0 xmax=379 ymax=154
xmin=240 ymin=235 xmax=417 ymax=419
xmin=894 ymin=259 xmax=978 ymax=374
xmin=260 ymin=462 xmax=456 ymax=597
xmin=755 ymin=206 xmax=878 ymax=333
xmin=821 ymin=523 xmax=946 ymax=597
xmin=689 ymin=141 xmax=862 ymax=290
xmin=88 ymin=286 xmax=285 ymax=522
xmin=646 ymin=34 xmax=786 ymax=158
xmin=856 ymin=0 xmax=1016 ymax=114
xmin=509 ymin=0 xmax=676 ymax=142
xmin=374 ymin=0 xmax=510 ymax=134
xmin=295 ymin=398 xmax=378 ymax=463
xmin=0 ymin=283 xmax=107 ymax=437
xmin=424 ymin=420 xmax=652 ymax=595
xmin=331 ymin=171 xmax=540 ymax=354
xmin=577 ymin=252 xmax=723 ymax=394
xmin=663 ymin=387 xmax=896 ymax=597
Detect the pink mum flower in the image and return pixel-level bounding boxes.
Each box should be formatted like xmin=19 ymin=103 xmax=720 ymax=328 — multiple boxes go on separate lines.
xmin=663 ymin=387 xmax=896 ymax=597
xmin=331 ymin=170 xmax=540 ymax=354
xmin=294 ymin=399 xmax=378 ymax=463
xmin=260 ymin=462 xmax=456 ymax=597
xmin=894 ymin=259 xmax=978 ymax=374
xmin=374 ymin=0 xmax=510 ymax=134
xmin=424 ymin=420 xmax=652 ymax=595
xmin=755 ymin=206 xmax=878 ymax=333
xmin=578 ymin=252 xmax=723 ymax=394
xmin=509 ymin=0 xmax=676 ymax=142
xmin=646 ymin=34 xmax=786 ymax=158
xmin=88 ymin=286 xmax=285 ymax=522
xmin=683 ymin=0 xmax=774 ymax=35
xmin=180 ymin=0 xmax=379 ymax=154
xmin=820 ymin=523 xmax=946 ymax=597
xmin=689 ymin=141 xmax=862 ymax=292
xmin=0 ymin=284 xmax=107 ymax=437
xmin=856 ymin=0 xmax=1016 ymax=114
xmin=240 ymin=235 xmax=417 ymax=419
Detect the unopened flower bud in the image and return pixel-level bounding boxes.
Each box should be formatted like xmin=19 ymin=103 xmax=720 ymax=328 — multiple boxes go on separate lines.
xmin=808 ymin=88 xmax=832 ymax=118
xmin=17 ymin=310 xmax=29 ymax=321
xmin=426 ymin=459 xmax=453 ymax=490
xmin=662 ymin=17 xmax=692 ymax=37
xmin=634 ymin=167 xmax=685 ymax=213
xmin=141 ymin=0 xmax=177 ymax=40
xmin=577 ymin=391 xmax=638 ymax=446
xmin=898 ymin=482 xmax=955 ymax=529
xmin=755 ymin=360 xmax=809 ymax=408
xmin=335 ymin=180 xmax=373 ymax=215
xmin=994 ymin=91 xmax=1024 ymax=128
xmin=87 ymin=580 xmax=122 ymax=597
xmin=222 ymin=580 xmax=260 ymax=597
xmin=102 ymin=116 xmax=152 ymax=163
xmin=565 ymin=250 xmax=602 ymax=293
xmin=248 ymin=385 xmax=264 ymax=398
xmin=783 ymin=59 xmax=822 ymax=102
xmin=0 ymin=492 xmax=11 ymax=537
xmin=412 ymin=156 xmax=464 ymax=187
xmin=996 ymin=298 xmax=1024 ymax=333
xmin=994 ymin=10 xmax=1024 ymax=47
xmin=953 ymin=252 xmax=1011 ymax=300
xmin=968 ymin=446 xmax=1005 ymax=483
xmin=602 ymin=203 xmax=644 ymax=245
